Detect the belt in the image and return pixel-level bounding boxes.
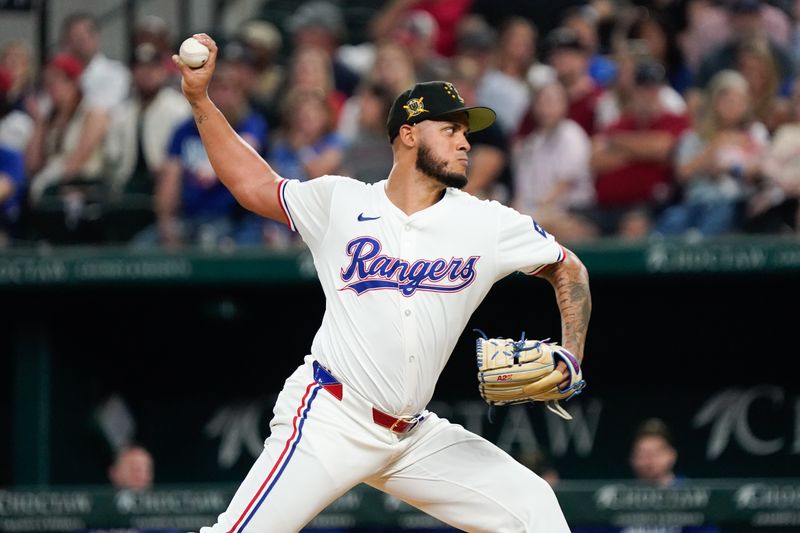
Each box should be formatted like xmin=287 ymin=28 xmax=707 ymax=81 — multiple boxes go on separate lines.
xmin=371 ymin=408 xmax=422 ymax=434
xmin=313 ymin=360 xmax=424 ymax=435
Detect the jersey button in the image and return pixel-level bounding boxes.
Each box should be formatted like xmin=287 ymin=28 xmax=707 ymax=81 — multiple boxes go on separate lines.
xmin=409 ymin=355 xmax=416 ymax=363
xmin=404 ymin=309 xmax=411 ymax=317
xmin=404 ymin=225 xmax=411 ymax=232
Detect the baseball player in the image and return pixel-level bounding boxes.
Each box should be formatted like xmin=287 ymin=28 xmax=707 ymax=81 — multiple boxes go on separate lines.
xmin=177 ymin=34 xmax=591 ymax=533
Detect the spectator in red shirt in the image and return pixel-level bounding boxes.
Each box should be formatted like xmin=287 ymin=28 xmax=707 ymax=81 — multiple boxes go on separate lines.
xmin=588 ymin=60 xmax=690 ymax=239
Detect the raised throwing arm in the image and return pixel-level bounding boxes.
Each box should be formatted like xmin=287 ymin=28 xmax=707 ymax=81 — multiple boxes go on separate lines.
xmin=172 ymin=34 xmax=287 ymax=223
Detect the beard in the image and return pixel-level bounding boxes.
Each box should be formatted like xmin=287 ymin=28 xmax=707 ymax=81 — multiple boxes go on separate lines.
xmin=415 ymin=143 xmax=468 ymax=189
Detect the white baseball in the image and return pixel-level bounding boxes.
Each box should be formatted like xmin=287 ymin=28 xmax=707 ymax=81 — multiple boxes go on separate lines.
xmin=179 ymin=37 xmax=209 ymax=69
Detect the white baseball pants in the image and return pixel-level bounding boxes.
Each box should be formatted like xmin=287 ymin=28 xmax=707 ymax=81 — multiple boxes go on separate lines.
xmin=199 ymin=356 xmax=570 ymax=533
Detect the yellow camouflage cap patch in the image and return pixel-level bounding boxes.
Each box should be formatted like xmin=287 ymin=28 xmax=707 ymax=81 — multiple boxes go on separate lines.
xmin=403 ymin=97 xmax=428 ymax=119
xmin=443 ymin=82 xmax=464 ymax=104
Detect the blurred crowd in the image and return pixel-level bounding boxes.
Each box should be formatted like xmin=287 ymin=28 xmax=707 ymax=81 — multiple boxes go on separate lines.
xmin=1 ymin=0 xmax=799 ymax=250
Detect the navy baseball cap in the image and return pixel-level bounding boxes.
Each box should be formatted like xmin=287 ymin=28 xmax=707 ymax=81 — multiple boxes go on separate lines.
xmin=386 ymin=81 xmax=496 ymax=142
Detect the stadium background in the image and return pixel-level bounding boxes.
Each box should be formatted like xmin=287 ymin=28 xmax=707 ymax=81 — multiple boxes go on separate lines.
xmin=1 ymin=0 xmax=800 ymax=532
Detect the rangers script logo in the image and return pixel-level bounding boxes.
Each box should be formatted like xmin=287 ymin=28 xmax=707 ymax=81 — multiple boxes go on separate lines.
xmin=339 ymin=237 xmax=479 ymax=297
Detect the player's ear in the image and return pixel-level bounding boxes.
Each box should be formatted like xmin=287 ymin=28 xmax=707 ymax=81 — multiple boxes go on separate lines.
xmin=398 ymin=124 xmax=416 ymax=147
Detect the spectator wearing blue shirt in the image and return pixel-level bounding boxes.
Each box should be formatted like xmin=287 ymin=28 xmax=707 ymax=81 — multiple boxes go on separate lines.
xmin=629 ymin=418 xmax=681 ymax=488
xmin=257 ymin=87 xmax=344 ymax=248
xmin=135 ymin=60 xmax=268 ymax=248
xmin=267 ymin=87 xmax=344 ymax=182
xmin=573 ymin=418 xmax=719 ymax=533
xmin=0 ymin=145 xmax=25 ymax=247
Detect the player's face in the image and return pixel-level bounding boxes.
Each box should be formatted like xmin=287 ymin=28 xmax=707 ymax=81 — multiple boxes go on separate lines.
xmin=415 ymin=115 xmax=471 ymax=189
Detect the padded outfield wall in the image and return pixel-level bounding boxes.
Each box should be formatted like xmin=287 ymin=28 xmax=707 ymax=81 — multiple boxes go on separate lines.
xmin=2 ymin=237 xmax=799 ymax=493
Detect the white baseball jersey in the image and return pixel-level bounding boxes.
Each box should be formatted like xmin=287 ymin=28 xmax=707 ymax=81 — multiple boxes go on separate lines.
xmin=278 ymin=175 xmax=565 ymax=416
xmin=201 ymin=175 xmax=572 ymax=533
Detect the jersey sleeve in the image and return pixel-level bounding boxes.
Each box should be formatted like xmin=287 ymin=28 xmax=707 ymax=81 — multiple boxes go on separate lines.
xmin=495 ymin=205 xmax=565 ymax=278
xmin=279 ymin=175 xmax=347 ymax=246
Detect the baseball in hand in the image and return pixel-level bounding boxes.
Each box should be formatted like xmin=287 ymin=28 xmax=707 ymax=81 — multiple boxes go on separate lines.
xmin=179 ymin=37 xmax=209 ymax=68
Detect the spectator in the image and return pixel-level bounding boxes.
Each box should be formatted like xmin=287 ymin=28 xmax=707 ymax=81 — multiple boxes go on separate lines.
xmin=544 ymin=26 xmax=605 ymax=136
xmin=589 ymin=60 xmax=690 ymax=239
xmin=630 ymin=418 xmax=679 ymax=487
xmin=362 ymin=40 xmax=418 ymax=98
xmin=513 ymin=81 xmax=597 ymax=243
xmin=25 ymin=52 xmax=108 ymax=244
xmin=453 ymin=16 xmax=499 ymax=87
xmin=627 ymin=419 xmax=722 ymax=532
xmin=562 ymin=4 xmax=618 ymax=88
xmin=468 ymin=0 xmax=588 ymax=40
xmin=654 ymin=70 xmax=768 ymax=237
xmin=219 ymin=40 xmax=261 ymax=122
xmin=574 ymin=419 xmax=717 ymax=533
xmin=338 ymin=40 xmax=416 ymax=143
xmin=748 ymin=78 xmax=800 ymax=233
xmin=237 ymin=20 xmax=285 ymax=121
xmin=475 ymin=17 xmax=537 ymax=137
xmin=60 ymin=12 xmax=131 ymax=110
xmin=621 ymin=6 xmax=691 ymax=94
xmin=338 ymin=82 xmax=395 ymax=184
xmin=736 ymin=36 xmax=792 ymax=133
xmin=369 ymin=0 xmax=473 ymax=57
xmin=687 ymin=0 xmax=795 ymax=120
xmin=681 ymin=0 xmax=792 ymax=74
xmin=0 ymin=65 xmax=27 ymax=246
xmin=103 ymin=43 xmax=191 ymax=242
xmin=0 ymin=40 xmax=35 ymax=111
xmin=257 ymin=87 xmax=344 ymax=248
xmin=285 ymin=0 xmax=360 ymax=97
xmin=0 ymin=144 xmax=24 ymax=247
xmin=450 ymin=56 xmax=510 ymax=202
xmin=595 ymin=42 xmax=686 ymax=132
xmin=283 ymin=45 xmax=347 ymax=126
xmin=132 ymin=15 xmax=172 ymax=54
xmin=132 ymin=15 xmax=181 ymax=86
xmin=268 ymin=87 xmax=344 ymax=183
xmin=0 ymin=64 xmax=33 ymax=153
xmin=108 ymin=444 xmax=153 ymax=491
xmin=140 ymin=60 xmax=268 ymax=248
xmin=387 ymin=9 xmax=451 ymax=83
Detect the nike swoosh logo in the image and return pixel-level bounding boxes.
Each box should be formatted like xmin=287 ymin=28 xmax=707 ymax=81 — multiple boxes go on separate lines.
xmin=357 ymin=213 xmax=381 ymax=222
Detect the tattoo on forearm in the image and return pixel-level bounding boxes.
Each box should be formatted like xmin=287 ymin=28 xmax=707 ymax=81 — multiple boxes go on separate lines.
xmin=557 ymin=275 xmax=591 ymax=358
xmin=196 ymin=114 xmax=208 ymax=124
xmin=540 ymin=253 xmax=592 ymax=359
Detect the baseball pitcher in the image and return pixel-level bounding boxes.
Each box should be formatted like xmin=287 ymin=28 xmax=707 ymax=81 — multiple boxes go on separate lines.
xmin=175 ymin=34 xmax=591 ymax=533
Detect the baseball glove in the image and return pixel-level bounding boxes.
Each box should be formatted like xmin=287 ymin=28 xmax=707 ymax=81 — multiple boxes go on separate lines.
xmin=475 ymin=331 xmax=586 ymax=420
